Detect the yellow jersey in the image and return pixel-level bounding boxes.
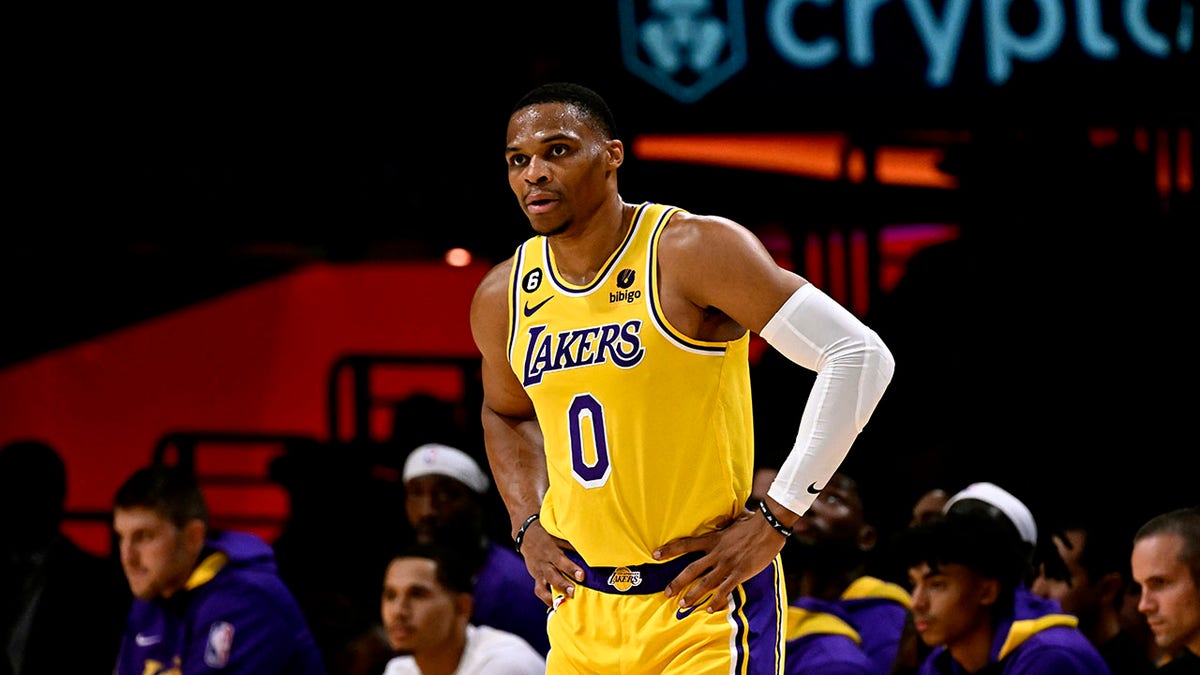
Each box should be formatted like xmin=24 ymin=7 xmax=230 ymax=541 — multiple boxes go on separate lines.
xmin=506 ymin=202 xmax=754 ymax=566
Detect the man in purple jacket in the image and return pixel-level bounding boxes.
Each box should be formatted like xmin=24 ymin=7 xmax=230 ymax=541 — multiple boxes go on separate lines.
xmin=895 ymin=507 xmax=1111 ymax=674
xmin=783 ymin=471 xmax=911 ymax=673
xmin=112 ymin=464 xmax=325 ymax=675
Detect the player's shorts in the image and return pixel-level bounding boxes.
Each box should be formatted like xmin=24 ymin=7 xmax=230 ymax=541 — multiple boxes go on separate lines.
xmin=545 ymin=550 xmax=785 ymax=675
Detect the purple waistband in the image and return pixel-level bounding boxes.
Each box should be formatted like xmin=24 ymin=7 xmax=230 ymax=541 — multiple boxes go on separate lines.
xmin=566 ymin=550 xmax=704 ymax=595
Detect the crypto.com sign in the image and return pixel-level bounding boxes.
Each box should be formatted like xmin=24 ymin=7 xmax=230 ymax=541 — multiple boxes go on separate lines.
xmin=619 ymin=0 xmax=1190 ymax=103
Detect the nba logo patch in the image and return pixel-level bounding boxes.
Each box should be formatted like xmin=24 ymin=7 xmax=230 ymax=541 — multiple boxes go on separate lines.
xmin=205 ymin=621 xmax=235 ymax=668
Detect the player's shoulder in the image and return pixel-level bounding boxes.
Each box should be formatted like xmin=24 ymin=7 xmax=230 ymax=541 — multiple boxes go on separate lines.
xmin=472 ymin=257 xmax=515 ymax=305
xmin=657 ymin=209 xmax=760 ymax=260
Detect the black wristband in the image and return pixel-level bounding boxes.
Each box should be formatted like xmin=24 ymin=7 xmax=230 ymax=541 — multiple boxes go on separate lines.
xmin=758 ymin=500 xmax=793 ymax=537
xmin=513 ymin=513 xmax=541 ymax=554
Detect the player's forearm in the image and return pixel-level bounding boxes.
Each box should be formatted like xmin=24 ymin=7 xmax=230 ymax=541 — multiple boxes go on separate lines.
xmin=760 ymin=284 xmax=896 ymax=517
xmin=481 ymin=404 xmax=550 ymax=537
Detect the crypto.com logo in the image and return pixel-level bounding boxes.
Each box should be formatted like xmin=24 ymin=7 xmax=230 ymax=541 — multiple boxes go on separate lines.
xmin=619 ymin=0 xmax=747 ymax=103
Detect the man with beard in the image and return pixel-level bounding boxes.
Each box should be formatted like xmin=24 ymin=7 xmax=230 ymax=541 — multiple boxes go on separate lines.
xmin=401 ymin=443 xmax=549 ymax=656
xmin=781 ymin=471 xmax=911 ymax=674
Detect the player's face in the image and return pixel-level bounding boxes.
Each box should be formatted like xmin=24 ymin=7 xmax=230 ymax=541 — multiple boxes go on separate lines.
xmin=908 ymin=561 xmax=997 ymax=651
xmin=505 ymin=102 xmax=621 ymax=237
xmin=380 ymin=557 xmax=469 ymax=654
xmin=1132 ymin=532 xmax=1200 ymax=652
xmin=113 ymin=506 xmax=199 ymax=600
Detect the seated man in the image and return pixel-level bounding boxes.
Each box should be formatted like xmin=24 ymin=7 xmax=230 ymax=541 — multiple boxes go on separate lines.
xmin=380 ymin=541 xmax=545 ymax=675
xmin=1130 ymin=505 xmax=1200 ymax=673
xmin=111 ymin=463 xmax=324 ymax=675
xmin=1 ymin=439 xmax=130 ymax=675
xmin=895 ymin=508 xmax=1111 ymax=674
xmin=782 ymin=471 xmax=910 ymax=674
xmin=1031 ymin=510 xmax=1156 ymax=674
xmin=402 ymin=443 xmax=549 ymax=655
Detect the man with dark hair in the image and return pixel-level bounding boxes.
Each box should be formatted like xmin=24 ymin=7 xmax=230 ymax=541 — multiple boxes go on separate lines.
xmin=1131 ymin=506 xmax=1200 ymax=672
xmin=380 ymin=542 xmax=545 ymax=675
xmin=1 ymin=439 xmax=129 ymax=675
xmin=782 ymin=471 xmax=910 ymax=674
xmin=471 ymin=80 xmax=894 ymax=672
xmin=401 ymin=443 xmax=549 ymax=655
xmin=896 ymin=509 xmax=1110 ymax=673
xmin=112 ymin=463 xmax=325 ymax=675
xmin=1032 ymin=512 xmax=1157 ymax=674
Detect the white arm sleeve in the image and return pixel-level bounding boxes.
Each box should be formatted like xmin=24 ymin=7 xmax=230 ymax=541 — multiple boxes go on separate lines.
xmin=760 ymin=283 xmax=895 ymax=516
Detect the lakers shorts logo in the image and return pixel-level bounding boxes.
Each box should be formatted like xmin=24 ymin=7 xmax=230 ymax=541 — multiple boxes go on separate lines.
xmin=606 ymin=566 xmax=643 ymax=592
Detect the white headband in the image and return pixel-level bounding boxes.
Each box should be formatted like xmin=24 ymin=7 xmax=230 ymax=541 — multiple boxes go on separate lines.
xmin=401 ymin=443 xmax=490 ymax=494
xmin=944 ymin=481 xmax=1037 ymax=546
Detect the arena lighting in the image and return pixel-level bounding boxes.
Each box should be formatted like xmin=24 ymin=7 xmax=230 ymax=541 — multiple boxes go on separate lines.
xmin=445 ymin=247 xmax=472 ymax=267
xmin=631 ymin=133 xmax=958 ymax=189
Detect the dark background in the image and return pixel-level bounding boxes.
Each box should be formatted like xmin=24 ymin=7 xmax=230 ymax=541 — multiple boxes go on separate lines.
xmin=7 ymin=4 xmax=1196 ymax=536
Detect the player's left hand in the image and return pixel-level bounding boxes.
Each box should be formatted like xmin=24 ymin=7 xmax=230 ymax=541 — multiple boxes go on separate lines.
xmin=653 ymin=506 xmax=788 ymax=613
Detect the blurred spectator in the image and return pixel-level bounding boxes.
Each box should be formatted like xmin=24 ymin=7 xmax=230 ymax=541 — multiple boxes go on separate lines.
xmin=909 ymin=488 xmax=949 ymax=528
xmin=112 ymin=463 xmax=325 ymax=675
xmin=380 ymin=541 xmax=545 ymax=675
xmin=402 ymin=443 xmax=549 ymax=656
xmin=782 ymin=471 xmax=910 ymax=674
xmin=1031 ymin=512 xmax=1156 ymax=674
xmin=270 ymin=438 xmax=402 ymax=675
xmin=0 ymin=438 xmax=130 ymax=675
xmin=943 ymin=481 xmax=1045 ymax=584
xmin=1130 ymin=506 xmax=1200 ymax=672
xmin=895 ymin=508 xmax=1111 ymax=673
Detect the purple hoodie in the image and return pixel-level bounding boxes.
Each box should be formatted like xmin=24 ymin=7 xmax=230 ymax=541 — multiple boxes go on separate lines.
xmin=919 ymin=587 xmax=1112 ymax=674
xmin=116 ymin=530 xmax=325 ymax=675
xmin=786 ymin=596 xmax=874 ymax=675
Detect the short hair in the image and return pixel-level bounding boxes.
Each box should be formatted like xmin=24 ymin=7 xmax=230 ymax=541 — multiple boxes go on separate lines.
xmin=1049 ymin=511 xmax=1137 ymax=607
xmin=390 ymin=541 xmax=477 ymax=596
xmin=1134 ymin=506 xmax=1200 ymax=581
xmin=511 ymin=82 xmax=619 ymax=140
xmin=894 ymin=509 xmax=1028 ymax=615
xmin=113 ymin=464 xmax=209 ymax=529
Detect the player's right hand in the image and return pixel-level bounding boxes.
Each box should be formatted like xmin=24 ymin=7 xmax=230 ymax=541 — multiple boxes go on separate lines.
xmin=521 ymin=522 xmax=585 ymax=607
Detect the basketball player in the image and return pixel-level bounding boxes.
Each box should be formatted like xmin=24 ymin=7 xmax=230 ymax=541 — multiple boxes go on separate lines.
xmin=469 ymin=82 xmax=895 ymax=673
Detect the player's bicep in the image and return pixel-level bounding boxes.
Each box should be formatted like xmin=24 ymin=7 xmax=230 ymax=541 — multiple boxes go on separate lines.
xmin=480 ymin=353 xmax=536 ymax=421
xmin=470 ymin=260 xmax=536 ymax=421
xmin=664 ymin=214 xmax=805 ymax=333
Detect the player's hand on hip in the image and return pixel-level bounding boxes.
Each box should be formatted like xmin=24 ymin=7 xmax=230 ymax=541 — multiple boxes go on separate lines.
xmin=521 ymin=524 xmax=585 ymax=607
xmin=653 ymin=509 xmax=786 ymax=614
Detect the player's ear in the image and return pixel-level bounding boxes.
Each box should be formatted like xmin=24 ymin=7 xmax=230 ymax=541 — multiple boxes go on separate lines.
xmin=607 ymin=139 xmax=624 ymax=170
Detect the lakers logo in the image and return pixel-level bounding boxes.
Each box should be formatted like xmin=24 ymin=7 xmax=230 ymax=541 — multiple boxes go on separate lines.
xmin=607 ymin=567 xmax=643 ymax=592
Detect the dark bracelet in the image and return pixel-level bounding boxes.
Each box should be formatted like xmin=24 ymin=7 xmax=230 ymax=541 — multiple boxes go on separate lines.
xmin=758 ymin=500 xmax=793 ymax=537
xmin=513 ymin=513 xmax=541 ymax=554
